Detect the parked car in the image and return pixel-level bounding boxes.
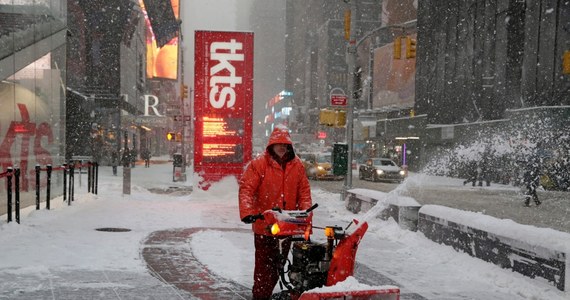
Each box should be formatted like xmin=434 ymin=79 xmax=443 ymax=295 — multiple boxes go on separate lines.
xmin=359 ymin=158 xmax=406 ymax=182
xmin=298 ymin=152 xmax=343 ymax=180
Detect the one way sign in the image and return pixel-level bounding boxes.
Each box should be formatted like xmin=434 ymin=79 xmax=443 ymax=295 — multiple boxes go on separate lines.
xmin=174 ymin=115 xmax=191 ymax=122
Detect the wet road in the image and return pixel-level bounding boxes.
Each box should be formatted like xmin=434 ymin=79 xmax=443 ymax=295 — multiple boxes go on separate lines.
xmin=309 ymin=172 xmax=570 ymax=234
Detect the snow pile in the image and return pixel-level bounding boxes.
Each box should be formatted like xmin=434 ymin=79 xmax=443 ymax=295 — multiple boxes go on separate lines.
xmin=306 ymin=276 xmax=399 ymax=293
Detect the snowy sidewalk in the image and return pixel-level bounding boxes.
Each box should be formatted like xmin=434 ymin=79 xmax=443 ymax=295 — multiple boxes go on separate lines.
xmin=141 ymin=227 xmax=427 ymax=300
xmin=0 ymin=161 xmax=567 ymax=300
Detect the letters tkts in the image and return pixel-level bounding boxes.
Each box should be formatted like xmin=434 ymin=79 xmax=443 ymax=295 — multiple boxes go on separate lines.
xmin=209 ymin=39 xmax=244 ymax=109
xmin=0 ymin=103 xmax=53 ymax=192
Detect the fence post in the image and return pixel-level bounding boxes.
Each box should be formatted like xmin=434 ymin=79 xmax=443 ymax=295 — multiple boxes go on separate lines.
xmin=94 ymin=162 xmax=98 ymax=195
xmin=46 ymin=165 xmax=52 ymax=210
xmin=35 ymin=165 xmax=40 ymax=210
xmin=15 ymin=168 xmax=20 ymax=224
xmin=69 ymin=163 xmax=75 ymax=203
xmin=63 ymin=163 xmax=67 ymax=203
xmin=87 ymin=162 xmax=92 ymax=193
xmin=7 ymin=167 xmax=13 ymax=223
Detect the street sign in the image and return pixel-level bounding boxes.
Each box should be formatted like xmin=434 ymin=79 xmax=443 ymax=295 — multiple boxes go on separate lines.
xmin=330 ymin=94 xmax=347 ymax=106
xmin=173 ymin=115 xmax=191 ymax=122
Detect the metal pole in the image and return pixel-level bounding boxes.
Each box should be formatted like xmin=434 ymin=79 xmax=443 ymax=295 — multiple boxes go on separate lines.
xmin=343 ymin=0 xmax=358 ymax=200
xmin=7 ymin=167 xmax=12 ymax=223
xmin=46 ymin=165 xmax=52 ymax=210
xmin=15 ymin=168 xmax=20 ymax=223
xmin=35 ymin=165 xmax=40 ymax=210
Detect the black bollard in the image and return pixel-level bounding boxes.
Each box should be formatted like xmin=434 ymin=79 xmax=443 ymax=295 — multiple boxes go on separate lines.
xmin=63 ymin=163 xmax=67 ymax=202
xmin=35 ymin=165 xmax=40 ymax=210
xmin=87 ymin=162 xmax=92 ymax=193
xmin=15 ymin=168 xmax=20 ymax=224
xmin=46 ymin=165 xmax=52 ymax=210
xmin=7 ymin=167 xmax=13 ymax=223
xmin=94 ymin=162 xmax=98 ymax=195
xmin=69 ymin=164 xmax=75 ymax=203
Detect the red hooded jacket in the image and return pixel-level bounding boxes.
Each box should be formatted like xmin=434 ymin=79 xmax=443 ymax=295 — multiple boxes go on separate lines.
xmin=239 ymin=127 xmax=312 ymax=235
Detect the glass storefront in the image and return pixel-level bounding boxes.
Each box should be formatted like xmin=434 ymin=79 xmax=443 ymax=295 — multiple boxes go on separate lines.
xmin=0 ymin=0 xmax=67 ymax=215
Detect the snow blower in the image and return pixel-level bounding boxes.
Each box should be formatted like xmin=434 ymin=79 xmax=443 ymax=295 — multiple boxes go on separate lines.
xmin=252 ymin=203 xmax=400 ymax=300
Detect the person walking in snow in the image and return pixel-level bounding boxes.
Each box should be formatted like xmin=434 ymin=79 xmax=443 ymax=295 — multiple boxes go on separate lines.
xmin=523 ymin=157 xmax=542 ymax=207
xmin=142 ymin=148 xmax=151 ymax=168
xmin=463 ymin=161 xmax=478 ymax=186
xmin=239 ymin=126 xmax=313 ymax=300
xmin=111 ymin=150 xmax=119 ymax=176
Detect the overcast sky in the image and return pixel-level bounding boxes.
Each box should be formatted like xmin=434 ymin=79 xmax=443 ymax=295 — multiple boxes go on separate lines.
xmin=181 ymin=0 xmax=286 ymax=139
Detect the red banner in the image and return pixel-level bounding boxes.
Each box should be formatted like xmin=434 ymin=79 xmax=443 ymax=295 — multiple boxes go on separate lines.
xmin=194 ymin=31 xmax=254 ymax=189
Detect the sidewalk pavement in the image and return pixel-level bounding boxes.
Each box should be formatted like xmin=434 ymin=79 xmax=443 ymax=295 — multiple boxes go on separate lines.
xmin=141 ymin=228 xmax=427 ymax=300
xmin=0 ymin=226 xmax=426 ymax=300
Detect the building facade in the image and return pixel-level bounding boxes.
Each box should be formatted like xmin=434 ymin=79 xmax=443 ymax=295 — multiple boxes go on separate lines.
xmin=284 ymin=0 xmax=383 ymax=151
xmin=0 ymin=0 xmax=68 ymax=214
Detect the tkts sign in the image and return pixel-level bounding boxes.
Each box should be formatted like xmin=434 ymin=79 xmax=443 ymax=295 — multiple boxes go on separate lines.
xmin=194 ymin=31 xmax=253 ymax=189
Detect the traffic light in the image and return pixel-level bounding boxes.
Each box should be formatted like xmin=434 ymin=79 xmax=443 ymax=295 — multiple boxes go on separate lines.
xmin=166 ymin=132 xmax=175 ymax=141
xmin=181 ymin=84 xmax=189 ymax=99
xmin=343 ymin=9 xmax=351 ymax=41
xmin=335 ymin=110 xmax=346 ymax=127
xmin=319 ymin=109 xmax=346 ymax=127
xmin=563 ymin=50 xmax=570 ymax=75
xmin=319 ymin=109 xmax=335 ymax=126
xmin=406 ymin=37 xmax=416 ymax=59
xmin=393 ymin=37 xmax=402 ymax=59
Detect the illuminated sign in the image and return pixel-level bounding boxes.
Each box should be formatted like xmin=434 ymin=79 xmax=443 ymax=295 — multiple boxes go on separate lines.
xmin=281 ymin=107 xmax=292 ymax=116
xmin=194 ymin=31 xmax=254 ymax=189
xmin=139 ymin=0 xmax=180 ymax=80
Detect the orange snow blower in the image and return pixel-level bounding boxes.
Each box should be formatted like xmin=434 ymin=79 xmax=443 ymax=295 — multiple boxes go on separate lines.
xmin=252 ymin=203 xmax=400 ymax=300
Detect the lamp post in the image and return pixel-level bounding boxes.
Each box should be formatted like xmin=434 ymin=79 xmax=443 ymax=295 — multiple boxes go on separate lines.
xmin=343 ymin=0 xmax=357 ymax=200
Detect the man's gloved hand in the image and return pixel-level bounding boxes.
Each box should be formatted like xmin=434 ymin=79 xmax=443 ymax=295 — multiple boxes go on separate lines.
xmin=241 ymin=215 xmax=256 ymax=224
xmin=241 ymin=214 xmax=263 ymax=224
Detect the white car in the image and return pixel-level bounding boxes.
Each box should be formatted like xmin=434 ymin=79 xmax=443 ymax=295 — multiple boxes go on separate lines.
xmin=358 ymin=158 xmax=406 ymax=182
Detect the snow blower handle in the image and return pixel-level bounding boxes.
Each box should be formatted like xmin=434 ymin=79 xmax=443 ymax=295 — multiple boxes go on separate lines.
xmin=306 ymin=203 xmax=318 ymax=213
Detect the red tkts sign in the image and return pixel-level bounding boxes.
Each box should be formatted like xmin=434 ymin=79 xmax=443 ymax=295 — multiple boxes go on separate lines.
xmin=194 ymin=31 xmax=254 ymax=189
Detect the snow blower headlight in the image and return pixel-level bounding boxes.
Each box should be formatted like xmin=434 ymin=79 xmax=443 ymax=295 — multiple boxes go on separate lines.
xmin=271 ymin=223 xmax=280 ymax=235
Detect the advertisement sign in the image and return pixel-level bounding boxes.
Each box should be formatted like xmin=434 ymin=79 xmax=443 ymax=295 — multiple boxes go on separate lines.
xmin=194 ymin=31 xmax=254 ymax=188
xmin=372 ymin=34 xmax=416 ymax=110
xmin=140 ymin=0 xmax=180 ymax=80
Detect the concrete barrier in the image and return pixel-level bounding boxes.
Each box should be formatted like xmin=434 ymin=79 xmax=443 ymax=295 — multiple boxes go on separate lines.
xmin=344 ymin=188 xmax=421 ymax=231
xmin=418 ymin=205 xmax=570 ymax=291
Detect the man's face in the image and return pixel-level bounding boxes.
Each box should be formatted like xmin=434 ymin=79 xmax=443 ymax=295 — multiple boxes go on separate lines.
xmin=272 ymin=143 xmax=288 ymax=158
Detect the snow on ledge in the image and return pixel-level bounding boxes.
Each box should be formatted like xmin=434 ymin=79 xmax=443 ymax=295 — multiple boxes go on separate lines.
xmin=420 ymin=205 xmax=570 ymax=253
xmin=348 ymin=188 xmax=419 ymax=206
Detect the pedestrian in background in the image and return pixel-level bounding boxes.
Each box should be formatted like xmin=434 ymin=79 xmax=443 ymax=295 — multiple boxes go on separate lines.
xmin=111 ymin=150 xmax=118 ymax=176
xmin=463 ymin=161 xmax=478 ymax=186
xmin=121 ymin=147 xmax=131 ymax=168
xmin=477 ymin=155 xmax=491 ymax=187
xmin=142 ymin=149 xmax=151 ymax=168
xmin=523 ymin=158 xmax=542 ymax=207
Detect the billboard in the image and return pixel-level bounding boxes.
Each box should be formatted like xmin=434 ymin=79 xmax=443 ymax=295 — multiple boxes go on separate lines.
xmin=372 ymin=34 xmax=416 ymax=109
xmin=194 ymin=31 xmax=254 ymax=189
xmin=140 ymin=0 xmax=180 ymax=80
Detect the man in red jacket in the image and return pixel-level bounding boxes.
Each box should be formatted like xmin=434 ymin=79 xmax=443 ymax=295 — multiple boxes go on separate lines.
xmin=239 ymin=125 xmax=313 ymax=300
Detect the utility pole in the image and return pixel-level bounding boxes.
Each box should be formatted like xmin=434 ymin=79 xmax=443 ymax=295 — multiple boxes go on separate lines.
xmin=343 ymin=0 xmax=357 ymax=200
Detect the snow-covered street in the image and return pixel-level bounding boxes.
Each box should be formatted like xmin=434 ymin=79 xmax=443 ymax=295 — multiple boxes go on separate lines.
xmin=0 ymin=159 xmax=568 ymax=299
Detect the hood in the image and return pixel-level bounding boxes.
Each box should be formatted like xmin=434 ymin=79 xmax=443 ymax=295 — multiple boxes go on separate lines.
xmin=266 ymin=126 xmax=295 ymax=161
xmin=266 ymin=126 xmax=293 ymax=150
